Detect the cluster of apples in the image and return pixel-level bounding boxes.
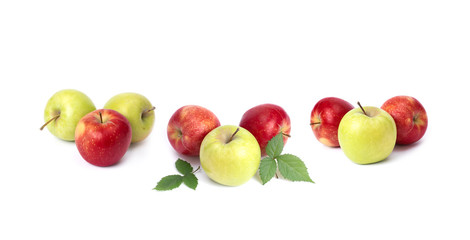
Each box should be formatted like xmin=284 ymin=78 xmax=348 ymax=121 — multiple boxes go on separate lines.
xmin=42 ymin=90 xmax=428 ymax=187
xmin=41 ymin=89 xmax=155 ymax=166
xmin=310 ymin=96 xmax=428 ymax=164
xmin=167 ymin=104 xmax=291 ymax=186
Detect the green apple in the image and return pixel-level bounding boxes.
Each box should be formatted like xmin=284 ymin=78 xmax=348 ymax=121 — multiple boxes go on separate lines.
xmin=41 ymin=89 xmax=96 ymax=141
xmin=338 ymin=103 xmax=397 ymax=164
xmin=104 ymin=92 xmax=155 ymax=143
xmin=200 ymin=125 xmax=261 ymax=186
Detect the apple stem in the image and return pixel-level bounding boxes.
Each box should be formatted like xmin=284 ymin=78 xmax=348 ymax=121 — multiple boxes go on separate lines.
xmin=282 ymin=132 xmax=291 ymax=138
xmin=357 ymin=101 xmax=368 ymax=117
xmin=141 ymin=106 xmax=156 ymax=119
xmin=144 ymin=106 xmax=156 ymax=114
xmin=99 ymin=111 xmax=103 ymax=123
xmin=310 ymin=122 xmax=321 ymax=125
xmin=227 ymin=127 xmax=240 ymax=143
xmin=39 ymin=114 xmax=60 ymax=130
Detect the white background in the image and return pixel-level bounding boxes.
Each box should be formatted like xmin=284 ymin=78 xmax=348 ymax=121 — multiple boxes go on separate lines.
xmin=1 ymin=1 xmax=469 ymax=239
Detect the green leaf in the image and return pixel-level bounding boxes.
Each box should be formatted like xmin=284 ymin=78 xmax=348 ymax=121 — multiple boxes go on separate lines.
xmin=277 ymin=154 xmax=314 ymax=183
xmin=175 ymin=159 xmax=193 ymax=175
xmin=154 ymin=175 xmax=184 ymax=191
xmin=265 ymin=133 xmax=284 ymax=158
xmin=183 ymin=172 xmax=198 ymax=190
xmin=259 ymin=156 xmax=277 ymax=185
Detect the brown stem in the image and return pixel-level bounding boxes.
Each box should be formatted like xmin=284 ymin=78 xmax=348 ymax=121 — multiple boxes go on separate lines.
xmin=40 ymin=114 xmax=60 ymax=130
xmin=310 ymin=122 xmax=321 ymax=125
xmin=144 ymin=106 xmax=156 ymax=114
xmin=357 ymin=101 xmax=368 ymax=117
xmin=99 ymin=111 xmax=103 ymax=123
xmin=282 ymin=132 xmax=291 ymax=138
xmin=227 ymin=127 xmax=240 ymax=143
xmin=142 ymin=106 xmax=156 ymax=118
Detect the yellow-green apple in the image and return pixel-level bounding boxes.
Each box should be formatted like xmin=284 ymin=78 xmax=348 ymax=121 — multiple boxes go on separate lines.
xmin=239 ymin=104 xmax=290 ymax=156
xmin=338 ymin=103 xmax=397 ymax=164
xmin=104 ymin=92 xmax=155 ymax=143
xmin=167 ymin=105 xmax=220 ymax=156
xmin=310 ymin=97 xmax=353 ymax=147
xmin=41 ymin=89 xmax=96 ymax=141
xmin=75 ymin=109 xmax=132 ymax=167
xmin=200 ymin=125 xmax=261 ymax=186
xmin=381 ymin=96 xmax=428 ymax=145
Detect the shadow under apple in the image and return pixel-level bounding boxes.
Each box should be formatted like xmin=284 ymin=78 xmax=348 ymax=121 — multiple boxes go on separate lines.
xmin=377 ymin=139 xmax=425 ymax=164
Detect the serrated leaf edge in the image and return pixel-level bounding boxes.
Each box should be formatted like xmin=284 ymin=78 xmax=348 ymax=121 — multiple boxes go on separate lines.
xmin=259 ymin=156 xmax=277 ymax=185
xmin=175 ymin=159 xmax=193 ymax=175
xmin=154 ymin=174 xmax=184 ymax=191
xmin=277 ymin=154 xmax=314 ymax=183
xmin=183 ymin=172 xmax=198 ymax=190
xmin=265 ymin=133 xmax=284 ymax=158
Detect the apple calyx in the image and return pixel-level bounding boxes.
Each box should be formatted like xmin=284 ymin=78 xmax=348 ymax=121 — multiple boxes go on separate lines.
xmin=176 ymin=128 xmax=183 ymax=138
xmin=227 ymin=127 xmax=240 ymax=144
xmin=39 ymin=114 xmax=60 ymax=130
xmin=357 ymin=101 xmax=368 ymax=117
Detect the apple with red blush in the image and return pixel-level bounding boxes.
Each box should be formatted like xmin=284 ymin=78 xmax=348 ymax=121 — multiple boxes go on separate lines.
xmin=167 ymin=105 xmax=221 ymax=156
xmin=75 ymin=109 xmax=132 ymax=167
xmin=239 ymin=104 xmax=291 ymax=156
xmin=310 ymin=97 xmax=354 ymax=147
xmin=381 ymin=96 xmax=428 ymax=145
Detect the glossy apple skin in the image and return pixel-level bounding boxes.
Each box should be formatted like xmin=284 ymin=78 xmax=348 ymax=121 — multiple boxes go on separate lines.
xmin=200 ymin=125 xmax=261 ymax=186
xmin=75 ymin=109 xmax=132 ymax=167
xmin=43 ymin=89 xmax=96 ymax=141
xmin=338 ymin=106 xmax=397 ymax=164
xmin=310 ymin=97 xmax=353 ymax=147
xmin=167 ymin=105 xmax=221 ymax=156
xmin=239 ymin=104 xmax=290 ymax=156
xmin=104 ymin=92 xmax=155 ymax=143
xmin=381 ymin=96 xmax=428 ymax=145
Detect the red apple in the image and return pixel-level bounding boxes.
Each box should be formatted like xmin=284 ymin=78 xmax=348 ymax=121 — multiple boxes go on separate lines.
xmin=75 ymin=109 xmax=132 ymax=167
xmin=167 ymin=105 xmax=221 ymax=156
xmin=239 ymin=103 xmax=291 ymax=156
xmin=310 ymin=97 xmax=354 ymax=147
xmin=381 ymin=96 xmax=428 ymax=145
